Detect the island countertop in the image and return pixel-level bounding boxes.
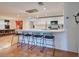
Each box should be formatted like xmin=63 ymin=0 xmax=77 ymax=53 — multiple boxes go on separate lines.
xmin=15 ymin=29 xmax=64 ymax=33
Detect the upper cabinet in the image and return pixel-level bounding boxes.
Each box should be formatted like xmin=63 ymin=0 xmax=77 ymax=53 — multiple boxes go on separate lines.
xmin=33 ymin=19 xmax=46 ymax=30
xmin=29 ymin=16 xmax=64 ymax=32
xmin=0 ymin=20 xmax=5 ymax=29
xmin=0 ymin=19 xmax=15 ymax=30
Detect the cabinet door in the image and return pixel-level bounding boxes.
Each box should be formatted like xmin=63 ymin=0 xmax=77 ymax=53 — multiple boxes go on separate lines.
xmin=34 ymin=19 xmax=46 ymax=29
xmin=0 ymin=20 xmax=5 ymax=29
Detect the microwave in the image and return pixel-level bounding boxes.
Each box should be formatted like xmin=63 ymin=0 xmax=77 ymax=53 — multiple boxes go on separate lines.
xmin=48 ymin=21 xmax=58 ymax=30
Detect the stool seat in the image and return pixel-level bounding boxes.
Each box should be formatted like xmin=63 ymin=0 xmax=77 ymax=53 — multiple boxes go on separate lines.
xmin=44 ymin=36 xmax=54 ymax=39
xmin=33 ymin=35 xmax=43 ymax=37
xmin=24 ymin=34 xmax=32 ymax=36
xmin=15 ymin=32 xmax=24 ymax=35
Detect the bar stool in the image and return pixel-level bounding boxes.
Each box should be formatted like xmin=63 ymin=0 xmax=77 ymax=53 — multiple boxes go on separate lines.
xmin=0 ymin=30 xmax=3 ymax=36
xmin=24 ymin=32 xmax=35 ymax=50
xmin=43 ymin=32 xmax=55 ymax=56
xmin=1 ymin=30 xmax=4 ymax=36
xmin=14 ymin=31 xmax=25 ymax=47
xmin=32 ymin=32 xmax=44 ymax=51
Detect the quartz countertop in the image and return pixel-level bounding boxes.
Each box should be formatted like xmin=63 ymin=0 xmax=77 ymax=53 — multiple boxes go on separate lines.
xmin=16 ymin=29 xmax=64 ymax=32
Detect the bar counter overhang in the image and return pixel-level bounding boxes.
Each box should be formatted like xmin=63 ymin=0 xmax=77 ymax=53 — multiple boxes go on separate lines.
xmin=16 ymin=29 xmax=64 ymax=33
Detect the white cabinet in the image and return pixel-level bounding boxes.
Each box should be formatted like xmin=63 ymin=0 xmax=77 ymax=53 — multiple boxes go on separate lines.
xmin=34 ymin=20 xmax=46 ymax=29
xmin=26 ymin=16 xmax=64 ymax=32
xmin=0 ymin=19 xmax=16 ymax=30
xmin=0 ymin=20 xmax=5 ymax=29
xmin=33 ymin=17 xmax=64 ymax=31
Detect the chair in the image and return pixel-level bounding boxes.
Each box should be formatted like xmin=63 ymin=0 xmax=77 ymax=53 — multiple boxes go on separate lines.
xmin=14 ymin=31 xmax=25 ymax=47
xmin=24 ymin=32 xmax=34 ymax=50
xmin=43 ymin=32 xmax=55 ymax=56
xmin=32 ymin=32 xmax=44 ymax=51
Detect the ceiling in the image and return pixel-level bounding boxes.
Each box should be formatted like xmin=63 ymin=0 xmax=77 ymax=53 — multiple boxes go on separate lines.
xmin=0 ymin=2 xmax=64 ymax=19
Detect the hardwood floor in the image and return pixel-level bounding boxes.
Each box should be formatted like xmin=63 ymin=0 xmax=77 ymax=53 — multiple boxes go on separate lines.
xmin=0 ymin=35 xmax=78 ymax=57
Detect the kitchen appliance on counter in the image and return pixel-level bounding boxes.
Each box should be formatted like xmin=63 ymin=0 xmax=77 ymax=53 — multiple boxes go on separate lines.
xmin=48 ymin=21 xmax=58 ymax=30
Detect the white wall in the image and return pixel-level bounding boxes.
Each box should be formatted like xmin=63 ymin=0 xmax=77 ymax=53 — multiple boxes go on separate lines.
xmin=77 ymin=22 xmax=79 ymax=54
xmin=64 ymin=2 xmax=78 ymax=53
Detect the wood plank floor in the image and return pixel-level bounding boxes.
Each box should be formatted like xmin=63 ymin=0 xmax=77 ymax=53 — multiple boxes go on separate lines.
xmin=0 ymin=35 xmax=78 ymax=57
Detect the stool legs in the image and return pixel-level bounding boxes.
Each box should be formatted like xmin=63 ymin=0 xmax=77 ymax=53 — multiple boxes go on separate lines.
xmin=17 ymin=35 xmax=20 ymax=47
xmin=27 ymin=36 xmax=36 ymax=50
xmin=11 ymin=34 xmax=15 ymax=46
xmin=53 ymin=38 xmax=55 ymax=56
xmin=40 ymin=38 xmax=45 ymax=53
xmin=43 ymin=38 xmax=47 ymax=56
xmin=29 ymin=36 xmax=36 ymax=50
xmin=21 ymin=35 xmax=25 ymax=48
xmin=44 ymin=38 xmax=55 ymax=57
xmin=17 ymin=35 xmax=25 ymax=48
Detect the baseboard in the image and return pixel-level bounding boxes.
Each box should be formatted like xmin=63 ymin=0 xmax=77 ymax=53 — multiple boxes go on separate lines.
xmin=54 ymin=48 xmax=78 ymax=57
